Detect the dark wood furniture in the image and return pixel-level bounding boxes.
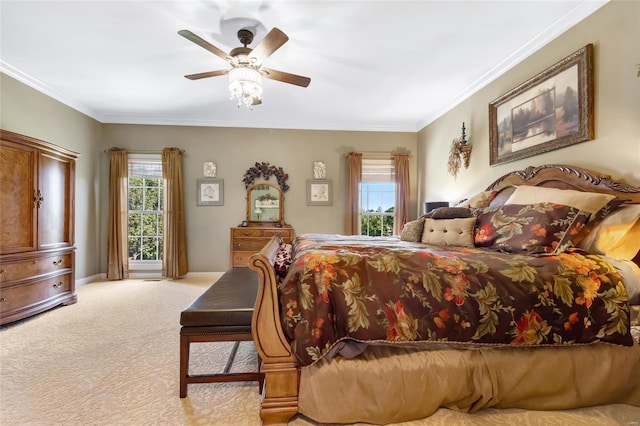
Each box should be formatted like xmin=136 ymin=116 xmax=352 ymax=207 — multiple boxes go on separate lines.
xmin=179 ymin=267 xmax=264 ymax=397
xmin=0 ymin=130 xmax=79 ymax=325
xmin=230 ymin=225 xmax=294 ymax=267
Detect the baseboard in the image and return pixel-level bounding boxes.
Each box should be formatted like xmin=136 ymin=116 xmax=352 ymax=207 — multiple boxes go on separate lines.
xmin=76 ymin=271 xmax=222 ymax=287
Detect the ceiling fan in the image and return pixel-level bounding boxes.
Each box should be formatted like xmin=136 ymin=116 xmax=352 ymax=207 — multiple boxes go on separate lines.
xmin=178 ymin=27 xmax=311 ymax=107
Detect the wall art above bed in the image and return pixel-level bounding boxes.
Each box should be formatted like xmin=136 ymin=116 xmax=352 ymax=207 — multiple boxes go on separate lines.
xmin=489 ymin=44 xmax=594 ymax=166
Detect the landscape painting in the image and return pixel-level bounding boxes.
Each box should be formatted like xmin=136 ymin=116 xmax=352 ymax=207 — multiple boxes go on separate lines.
xmin=489 ymin=44 xmax=593 ymax=166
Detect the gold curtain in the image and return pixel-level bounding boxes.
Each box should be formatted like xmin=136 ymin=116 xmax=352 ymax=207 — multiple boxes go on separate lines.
xmin=393 ymin=153 xmax=411 ymax=235
xmin=345 ymin=152 xmax=362 ymax=235
xmin=162 ymin=147 xmax=188 ymax=278
xmin=106 ymin=149 xmax=129 ymax=280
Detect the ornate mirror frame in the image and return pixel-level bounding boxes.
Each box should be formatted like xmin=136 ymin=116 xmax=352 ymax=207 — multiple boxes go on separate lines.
xmin=242 ymin=162 xmax=289 ymax=225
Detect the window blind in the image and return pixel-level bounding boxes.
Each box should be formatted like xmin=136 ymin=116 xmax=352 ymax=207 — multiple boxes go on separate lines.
xmin=128 ymin=154 xmax=162 ymax=179
xmin=361 ymin=158 xmax=394 ymax=183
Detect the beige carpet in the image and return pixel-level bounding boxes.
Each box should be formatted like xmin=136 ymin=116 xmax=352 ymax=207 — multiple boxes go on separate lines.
xmin=1 ymin=274 xmax=639 ymax=426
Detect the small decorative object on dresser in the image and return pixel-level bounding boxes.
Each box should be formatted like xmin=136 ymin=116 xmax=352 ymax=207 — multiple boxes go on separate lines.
xmin=0 ymin=130 xmax=79 ymax=325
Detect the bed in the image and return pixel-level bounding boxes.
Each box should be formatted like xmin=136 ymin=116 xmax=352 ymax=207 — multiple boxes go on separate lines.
xmin=248 ymin=164 xmax=640 ymax=425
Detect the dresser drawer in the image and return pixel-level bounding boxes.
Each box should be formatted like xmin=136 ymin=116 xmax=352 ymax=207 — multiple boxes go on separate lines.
xmin=232 ymin=228 xmax=262 ymax=238
xmin=0 ymin=253 xmax=71 ymax=283
xmin=231 ymin=252 xmax=253 ymax=267
xmin=233 ymin=238 xmax=269 ymax=252
xmin=0 ymin=273 xmax=71 ymax=314
xmin=263 ymin=229 xmax=293 ymax=240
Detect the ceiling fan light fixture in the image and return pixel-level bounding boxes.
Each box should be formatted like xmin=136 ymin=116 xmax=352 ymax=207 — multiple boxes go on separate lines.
xmin=228 ymin=66 xmax=263 ymax=108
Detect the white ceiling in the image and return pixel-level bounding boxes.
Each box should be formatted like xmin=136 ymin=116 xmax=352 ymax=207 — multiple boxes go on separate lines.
xmin=0 ymin=1 xmax=606 ymax=132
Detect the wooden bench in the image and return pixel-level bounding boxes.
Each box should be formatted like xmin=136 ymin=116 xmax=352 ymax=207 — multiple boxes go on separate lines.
xmin=179 ymin=267 xmax=264 ymax=397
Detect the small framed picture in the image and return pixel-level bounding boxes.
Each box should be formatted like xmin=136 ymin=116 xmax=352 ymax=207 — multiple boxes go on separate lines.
xmin=203 ymin=161 xmax=217 ymax=177
xmin=313 ymin=161 xmax=326 ymax=179
xmin=197 ymin=178 xmax=224 ymax=206
xmin=307 ymin=179 xmax=332 ymax=206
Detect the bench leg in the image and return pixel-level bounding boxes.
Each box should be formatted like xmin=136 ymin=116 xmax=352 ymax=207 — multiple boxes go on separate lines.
xmin=257 ymin=354 xmax=264 ymax=394
xmin=179 ymin=334 xmax=189 ymax=398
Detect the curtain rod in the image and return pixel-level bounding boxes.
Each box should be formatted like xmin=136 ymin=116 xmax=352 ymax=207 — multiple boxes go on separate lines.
xmin=103 ymin=148 xmax=185 ymax=154
xmin=351 ymin=150 xmax=412 ymax=158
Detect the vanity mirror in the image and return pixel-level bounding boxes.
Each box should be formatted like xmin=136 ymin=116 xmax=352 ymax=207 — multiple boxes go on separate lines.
xmin=247 ymin=183 xmax=283 ymax=223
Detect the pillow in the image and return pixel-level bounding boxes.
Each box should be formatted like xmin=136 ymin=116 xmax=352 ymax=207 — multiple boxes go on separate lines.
xmin=274 ymin=243 xmax=293 ymax=284
xmin=400 ymin=218 xmax=425 ymax=242
xmin=505 ymin=186 xmax=618 ymax=221
xmin=456 ymin=190 xmax=498 ymax=208
xmin=474 ymin=203 xmax=591 ymax=255
xmin=421 ymin=217 xmax=476 ymax=247
xmin=577 ymin=205 xmax=640 ymax=260
xmin=421 ymin=207 xmax=473 ymax=220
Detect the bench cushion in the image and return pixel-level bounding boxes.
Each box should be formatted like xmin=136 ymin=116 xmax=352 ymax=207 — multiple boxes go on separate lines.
xmin=180 ymin=268 xmax=258 ymax=328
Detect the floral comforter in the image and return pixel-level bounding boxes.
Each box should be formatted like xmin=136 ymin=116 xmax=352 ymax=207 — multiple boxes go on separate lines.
xmin=279 ymin=234 xmax=633 ymax=366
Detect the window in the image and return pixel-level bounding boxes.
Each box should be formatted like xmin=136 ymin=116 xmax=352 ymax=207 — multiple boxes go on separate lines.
xmin=128 ymin=154 xmax=163 ymax=270
xmin=360 ymin=158 xmax=395 ymax=236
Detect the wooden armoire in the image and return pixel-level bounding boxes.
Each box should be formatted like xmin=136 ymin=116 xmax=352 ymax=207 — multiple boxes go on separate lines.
xmin=0 ymin=130 xmax=79 ymax=325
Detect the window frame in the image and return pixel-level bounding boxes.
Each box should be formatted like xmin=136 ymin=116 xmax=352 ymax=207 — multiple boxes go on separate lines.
xmin=127 ymin=153 xmax=163 ymax=272
xmin=359 ymin=157 xmax=396 ymax=237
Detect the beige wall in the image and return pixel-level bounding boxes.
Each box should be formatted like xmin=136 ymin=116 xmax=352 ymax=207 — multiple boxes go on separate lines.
xmin=1 ymin=73 xmax=103 ymax=282
xmin=102 ymin=125 xmax=416 ymax=272
xmin=417 ymin=0 xmax=640 ymax=209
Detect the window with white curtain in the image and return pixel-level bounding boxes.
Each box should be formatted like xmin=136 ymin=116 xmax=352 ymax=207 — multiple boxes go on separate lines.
xmin=360 ymin=157 xmax=395 ymax=236
xmin=128 ymin=154 xmax=163 ymax=271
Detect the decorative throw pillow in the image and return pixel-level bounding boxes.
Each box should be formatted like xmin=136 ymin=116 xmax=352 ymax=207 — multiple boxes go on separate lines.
xmin=274 ymin=243 xmax=293 ymax=284
xmin=474 ymin=203 xmax=591 ymax=255
xmin=400 ymin=218 xmax=425 ymax=242
xmin=504 ymin=186 xmax=617 ymax=221
xmin=577 ymin=204 xmax=640 ymax=260
xmin=421 ymin=207 xmax=473 ymax=220
xmin=421 ymin=217 xmax=476 ymax=247
xmin=456 ymin=190 xmax=498 ymax=208
xmin=573 ymin=197 xmax=628 ymax=242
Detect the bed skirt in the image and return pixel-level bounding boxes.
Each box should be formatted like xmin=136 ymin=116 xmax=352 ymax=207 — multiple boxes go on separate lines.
xmin=298 ymin=341 xmax=640 ymax=424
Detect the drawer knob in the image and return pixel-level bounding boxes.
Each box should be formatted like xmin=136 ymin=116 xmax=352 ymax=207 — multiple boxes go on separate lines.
xmin=0 ymin=297 xmax=5 ymax=302
xmin=0 ymin=269 xmax=5 ymax=275
xmin=53 ymin=282 xmax=63 ymax=289
xmin=53 ymin=259 xmax=64 ymax=266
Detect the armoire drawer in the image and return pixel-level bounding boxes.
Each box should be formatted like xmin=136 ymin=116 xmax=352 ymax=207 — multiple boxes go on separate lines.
xmin=0 ymin=253 xmax=71 ymax=283
xmin=0 ymin=273 xmax=72 ymax=314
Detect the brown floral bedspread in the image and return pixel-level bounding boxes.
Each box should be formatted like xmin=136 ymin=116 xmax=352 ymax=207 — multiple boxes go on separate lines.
xmin=280 ymin=234 xmax=633 ymax=366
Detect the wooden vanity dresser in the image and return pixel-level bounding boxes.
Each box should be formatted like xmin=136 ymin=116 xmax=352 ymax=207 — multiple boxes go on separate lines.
xmin=230 ymin=225 xmax=294 ymax=267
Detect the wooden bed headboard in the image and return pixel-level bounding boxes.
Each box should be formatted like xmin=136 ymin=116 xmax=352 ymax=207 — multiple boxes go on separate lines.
xmin=485 ymin=164 xmax=640 ymax=205
xmin=485 ymin=164 xmax=640 ymax=267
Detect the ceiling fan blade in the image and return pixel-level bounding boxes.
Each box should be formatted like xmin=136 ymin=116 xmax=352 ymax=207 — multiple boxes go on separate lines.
xmin=184 ymin=70 xmax=228 ymax=80
xmin=249 ymin=27 xmax=288 ymax=63
xmin=178 ymin=30 xmax=230 ymax=62
xmin=262 ymin=68 xmax=311 ymax=87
